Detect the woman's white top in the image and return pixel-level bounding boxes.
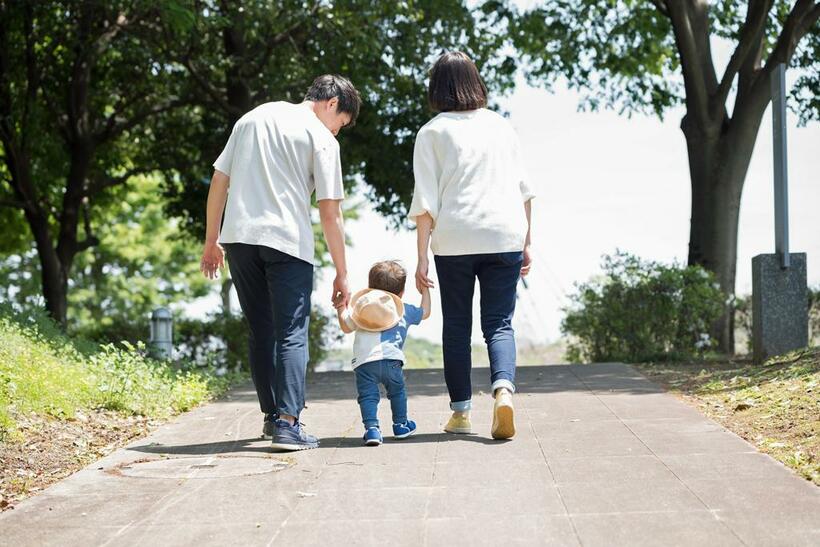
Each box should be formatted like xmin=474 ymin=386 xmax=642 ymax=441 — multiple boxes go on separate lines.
xmin=408 ymin=108 xmax=534 ymax=256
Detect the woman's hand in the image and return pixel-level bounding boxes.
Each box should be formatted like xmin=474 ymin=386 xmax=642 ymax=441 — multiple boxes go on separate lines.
xmin=416 ymin=255 xmax=435 ymax=292
xmin=200 ymin=240 xmax=225 ymax=280
xmin=521 ymin=245 xmax=533 ymax=277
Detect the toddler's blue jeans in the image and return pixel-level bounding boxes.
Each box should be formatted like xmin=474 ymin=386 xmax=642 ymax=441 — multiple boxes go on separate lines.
xmin=355 ymin=359 xmax=407 ymax=429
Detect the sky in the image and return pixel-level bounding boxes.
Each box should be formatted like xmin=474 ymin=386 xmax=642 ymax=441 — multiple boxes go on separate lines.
xmin=192 ymin=33 xmax=820 ymax=350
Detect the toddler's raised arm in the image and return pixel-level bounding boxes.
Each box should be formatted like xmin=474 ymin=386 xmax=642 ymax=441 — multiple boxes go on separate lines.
xmin=420 ymin=286 xmax=432 ymax=320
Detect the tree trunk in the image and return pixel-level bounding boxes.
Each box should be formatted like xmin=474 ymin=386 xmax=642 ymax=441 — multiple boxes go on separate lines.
xmin=24 ymin=208 xmax=69 ymax=326
xmin=683 ymin=96 xmax=767 ymax=354
xmin=220 ymin=11 xmax=250 ymax=318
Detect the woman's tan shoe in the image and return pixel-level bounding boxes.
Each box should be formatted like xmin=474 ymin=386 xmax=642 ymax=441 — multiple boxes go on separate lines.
xmin=444 ymin=412 xmax=472 ymax=434
xmin=491 ymin=389 xmax=515 ymax=439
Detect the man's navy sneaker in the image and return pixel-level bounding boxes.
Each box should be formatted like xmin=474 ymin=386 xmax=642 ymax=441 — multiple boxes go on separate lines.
xmin=392 ymin=420 xmax=417 ymax=439
xmin=270 ymin=419 xmax=319 ymax=451
xmin=262 ymin=413 xmax=277 ymax=440
xmin=363 ymin=427 xmax=383 ymax=446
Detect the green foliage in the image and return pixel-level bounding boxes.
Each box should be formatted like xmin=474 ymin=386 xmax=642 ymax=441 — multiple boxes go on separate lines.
xmin=69 ymin=175 xmax=211 ymax=330
xmin=403 ymin=337 xmax=445 ymax=369
xmin=514 ymin=1 xmax=819 ymax=123
xmin=0 ymin=307 xmax=231 ymax=441
xmin=142 ymin=0 xmax=518 ymax=230
xmin=0 ymin=175 xmax=210 ymax=338
xmin=561 ymin=252 xmax=725 ymax=363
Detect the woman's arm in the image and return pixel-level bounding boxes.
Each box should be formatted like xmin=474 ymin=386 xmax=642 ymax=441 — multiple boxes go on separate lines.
xmin=200 ymin=170 xmax=230 ymax=279
xmin=415 ymin=212 xmax=436 ymax=293
xmin=522 ymin=199 xmax=533 ymax=277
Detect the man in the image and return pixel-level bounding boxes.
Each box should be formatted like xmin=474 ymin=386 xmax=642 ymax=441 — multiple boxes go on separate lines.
xmin=199 ymin=75 xmax=360 ymax=451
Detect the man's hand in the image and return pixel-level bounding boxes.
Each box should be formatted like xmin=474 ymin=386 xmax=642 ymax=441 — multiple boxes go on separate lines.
xmin=200 ymin=240 xmax=225 ymax=280
xmin=332 ymin=274 xmax=350 ymax=309
xmin=416 ymin=255 xmax=435 ymax=293
xmin=521 ymin=245 xmax=533 ymax=277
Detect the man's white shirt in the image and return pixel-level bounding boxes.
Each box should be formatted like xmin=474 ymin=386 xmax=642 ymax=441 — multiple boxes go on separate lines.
xmin=214 ymin=101 xmax=344 ymax=265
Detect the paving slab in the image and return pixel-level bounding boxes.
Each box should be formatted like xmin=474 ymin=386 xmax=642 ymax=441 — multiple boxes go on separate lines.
xmin=1 ymin=364 xmax=819 ymax=546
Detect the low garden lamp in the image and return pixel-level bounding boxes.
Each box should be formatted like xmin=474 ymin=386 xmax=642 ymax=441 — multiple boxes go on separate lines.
xmin=150 ymin=307 xmax=173 ymax=360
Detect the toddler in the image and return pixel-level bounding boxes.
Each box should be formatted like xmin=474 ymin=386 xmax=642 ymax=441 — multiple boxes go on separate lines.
xmin=336 ymin=261 xmax=431 ymax=445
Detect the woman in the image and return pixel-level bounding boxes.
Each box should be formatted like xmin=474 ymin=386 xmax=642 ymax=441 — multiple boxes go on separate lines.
xmin=409 ymin=51 xmax=534 ymax=440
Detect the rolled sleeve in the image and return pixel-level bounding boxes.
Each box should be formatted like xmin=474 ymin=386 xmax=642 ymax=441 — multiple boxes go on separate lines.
xmin=404 ymin=304 xmax=424 ymax=326
xmin=314 ymin=140 xmax=345 ymax=201
xmin=213 ymin=125 xmax=237 ymax=176
xmin=408 ymin=129 xmax=440 ymax=222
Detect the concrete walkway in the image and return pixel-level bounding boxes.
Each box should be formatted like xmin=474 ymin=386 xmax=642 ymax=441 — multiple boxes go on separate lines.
xmin=2 ymin=364 xmax=818 ymax=546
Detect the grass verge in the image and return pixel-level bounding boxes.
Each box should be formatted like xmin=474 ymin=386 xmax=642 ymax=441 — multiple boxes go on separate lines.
xmin=637 ymin=348 xmax=819 ymax=486
xmin=0 ymin=311 xmax=241 ymax=510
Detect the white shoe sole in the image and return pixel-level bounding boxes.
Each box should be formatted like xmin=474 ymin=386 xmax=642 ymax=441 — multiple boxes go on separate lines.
xmin=492 ymin=403 xmax=515 ymax=439
xmin=270 ymin=442 xmax=318 ymax=451
xmin=394 ymin=428 xmax=417 ymax=440
xmin=364 ymin=439 xmax=382 ymax=446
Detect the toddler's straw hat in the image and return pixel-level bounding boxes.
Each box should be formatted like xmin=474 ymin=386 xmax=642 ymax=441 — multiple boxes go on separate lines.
xmin=350 ymin=288 xmax=404 ymax=332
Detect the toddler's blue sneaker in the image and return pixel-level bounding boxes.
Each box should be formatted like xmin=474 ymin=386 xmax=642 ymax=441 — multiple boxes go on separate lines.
xmin=363 ymin=427 xmax=383 ymax=446
xmin=270 ymin=419 xmax=319 ymax=451
xmin=392 ymin=420 xmax=417 ymax=439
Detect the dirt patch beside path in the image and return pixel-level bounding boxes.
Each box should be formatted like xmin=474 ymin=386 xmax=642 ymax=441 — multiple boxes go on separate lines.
xmin=0 ymin=409 xmax=158 ymax=511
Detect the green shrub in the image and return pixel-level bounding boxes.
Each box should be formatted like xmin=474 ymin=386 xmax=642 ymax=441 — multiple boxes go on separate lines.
xmin=561 ymin=252 xmax=725 ymax=363
xmin=0 ymin=309 xmax=232 ymax=441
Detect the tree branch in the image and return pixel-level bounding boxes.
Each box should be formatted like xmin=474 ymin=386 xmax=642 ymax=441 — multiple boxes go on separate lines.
xmin=649 ymin=0 xmax=669 ymax=17
xmin=75 ymin=235 xmax=100 ymax=253
xmin=713 ymin=0 xmax=773 ymax=113
xmin=75 ymin=197 xmax=99 ymax=252
xmin=0 ymin=197 xmax=26 ymax=209
xmin=764 ymin=0 xmax=817 ymax=73
xmin=96 ymin=97 xmax=187 ymax=142
xmin=666 ymin=1 xmax=712 ymax=128
xmin=85 ymin=167 xmax=145 ymax=197
xmin=21 ymin=3 xmax=39 ymax=152
xmin=250 ymin=4 xmax=320 ymax=76
xmin=182 ymin=55 xmax=236 ymax=116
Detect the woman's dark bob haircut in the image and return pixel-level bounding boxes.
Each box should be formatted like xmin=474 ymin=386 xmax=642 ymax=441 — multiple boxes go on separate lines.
xmin=428 ymin=51 xmax=488 ymax=113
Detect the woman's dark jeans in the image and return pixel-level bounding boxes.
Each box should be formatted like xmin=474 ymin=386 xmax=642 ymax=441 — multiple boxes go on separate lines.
xmin=225 ymin=243 xmax=313 ymax=418
xmin=434 ymin=251 xmax=523 ymax=411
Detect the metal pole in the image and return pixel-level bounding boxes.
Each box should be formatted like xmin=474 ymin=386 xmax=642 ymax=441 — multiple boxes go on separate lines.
xmin=771 ymin=63 xmax=790 ymax=269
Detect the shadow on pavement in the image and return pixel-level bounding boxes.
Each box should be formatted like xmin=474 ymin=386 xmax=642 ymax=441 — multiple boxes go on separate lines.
xmin=128 ymin=438 xmax=271 ymax=456
xmin=320 ymin=432 xmax=508 ymax=447
xmin=307 ymin=364 xmax=665 ymax=400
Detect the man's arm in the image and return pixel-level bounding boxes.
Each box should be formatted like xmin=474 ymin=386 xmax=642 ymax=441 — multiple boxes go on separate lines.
xmin=200 ymin=170 xmax=230 ymax=279
xmin=319 ymin=199 xmax=350 ymax=308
